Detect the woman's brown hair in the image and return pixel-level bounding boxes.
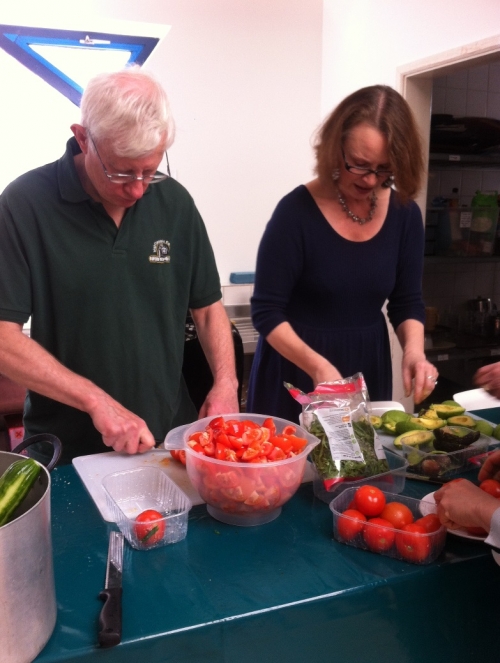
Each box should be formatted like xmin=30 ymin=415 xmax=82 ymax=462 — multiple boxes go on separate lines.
xmin=314 ymin=85 xmax=425 ymax=204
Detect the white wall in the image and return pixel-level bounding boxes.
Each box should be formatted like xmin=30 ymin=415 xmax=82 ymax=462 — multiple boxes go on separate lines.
xmin=322 ymin=0 xmax=500 ymax=112
xmin=0 ymin=0 xmax=323 ymax=284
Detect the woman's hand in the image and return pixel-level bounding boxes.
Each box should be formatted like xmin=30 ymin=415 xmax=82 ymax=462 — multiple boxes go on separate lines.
xmin=402 ymin=350 xmax=439 ymax=404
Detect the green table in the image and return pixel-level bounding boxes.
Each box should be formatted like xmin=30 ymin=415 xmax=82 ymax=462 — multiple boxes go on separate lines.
xmin=35 ymin=464 xmax=498 ymax=663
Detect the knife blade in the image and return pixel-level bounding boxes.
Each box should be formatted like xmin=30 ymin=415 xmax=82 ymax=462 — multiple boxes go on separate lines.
xmin=98 ymin=531 xmax=124 ymax=648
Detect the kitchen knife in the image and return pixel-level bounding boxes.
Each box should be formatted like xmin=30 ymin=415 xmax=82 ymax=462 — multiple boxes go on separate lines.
xmin=98 ymin=531 xmax=124 ymax=648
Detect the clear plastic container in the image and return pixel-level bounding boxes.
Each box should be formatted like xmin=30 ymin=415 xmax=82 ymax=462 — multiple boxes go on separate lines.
xmin=312 ymin=448 xmax=408 ymax=504
xmin=400 ymin=429 xmax=490 ymax=479
xmin=164 ymin=413 xmax=320 ymax=526
xmin=330 ymin=488 xmax=446 ymax=565
xmin=102 ymin=467 xmax=192 ymax=550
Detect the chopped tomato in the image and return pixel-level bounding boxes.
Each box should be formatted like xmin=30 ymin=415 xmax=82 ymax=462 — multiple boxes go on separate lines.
xmin=224 ymin=419 xmax=246 ymax=436
xmin=208 ymin=416 xmax=225 ymax=432
xmin=186 ymin=416 xmax=309 ymax=467
xmin=270 ymin=435 xmax=293 ymax=454
xmin=268 ymin=446 xmax=287 ymax=461
xmin=170 ymin=449 xmax=186 ymax=465
xmin=241 ymin=446 xmax=260 ymax=461
xmin=262 ymin=417 xmax=277 ymax=437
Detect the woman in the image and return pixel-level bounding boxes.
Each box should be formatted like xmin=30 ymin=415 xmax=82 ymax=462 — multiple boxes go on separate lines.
xmin=247 ymin=85 xmax=438 ymax=423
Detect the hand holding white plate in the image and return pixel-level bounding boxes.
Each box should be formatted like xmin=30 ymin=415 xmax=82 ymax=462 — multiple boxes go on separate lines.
xmin=419 ymin=491 xmax=486 ymax=541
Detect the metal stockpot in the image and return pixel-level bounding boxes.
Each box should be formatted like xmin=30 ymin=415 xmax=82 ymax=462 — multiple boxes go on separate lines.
xmin=0 ymin=434 xmax=61 ymax=663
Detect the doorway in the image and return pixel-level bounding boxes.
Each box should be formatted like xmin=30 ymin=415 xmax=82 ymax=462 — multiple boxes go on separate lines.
xmin=393 ymin=36 xmax=500 ymax=404
xmin=398 ymin=34 xmax=500 ymax=214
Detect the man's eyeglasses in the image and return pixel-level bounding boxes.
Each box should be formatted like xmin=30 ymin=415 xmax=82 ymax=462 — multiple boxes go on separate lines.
xmin=342 ymin=150 xmax=392 ymax=179
xmin=87 ymin=132 xmax=170 ymax=184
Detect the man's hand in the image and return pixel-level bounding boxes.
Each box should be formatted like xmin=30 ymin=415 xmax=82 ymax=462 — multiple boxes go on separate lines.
xmin=474 ymin=363 xmax=500 ymax=400
xmin=198 ymin=377 xmax=240 ymax=419
xmin=434 ymin=479 xmax=499 ymax=532
xmin=479 ymin=449 xmax=500 ymax=483
xmin=88 ymin=393 xmax=155 ymax=454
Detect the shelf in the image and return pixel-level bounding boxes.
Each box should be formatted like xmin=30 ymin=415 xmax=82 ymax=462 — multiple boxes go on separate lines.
xmin=429 ymin=152 xmax=500 ymax=167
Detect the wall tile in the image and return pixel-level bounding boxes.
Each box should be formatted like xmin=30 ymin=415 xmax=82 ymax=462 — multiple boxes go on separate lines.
xmin=480 ymin=170 xmax=500 ymax=192
xmin=466 ymin=89 xmax=487 ymax=116
xmin=474 ymin=263 xmax=496 ymax=296
xmin=488 ymin=63 xmax=500 ymax=93
xmin=222 ymin=284 xmax=253 ymax=305
xmin=447 ymin=69 xmax=469 ymax=89
xmin=468 ymin=64 xmax=489 ymax=91
xmin=445 ymin=88 xmax=467 ymax=116
xmin=431 ymin=86 xmax=447 ymax=115
xmin=486 ymin=92 xmax=500 ymax=120
xmin=454 ymin=266 xmax=477 ymax=303
xmin=461 ymin=169 xmax=483 ymax=197
xmin=439 ymin=170 xmax=462 ymax=197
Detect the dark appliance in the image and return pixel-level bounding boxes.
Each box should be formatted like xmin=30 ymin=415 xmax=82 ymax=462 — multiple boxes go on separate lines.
xmin=182 ymin=314 xmax=244 ymax=411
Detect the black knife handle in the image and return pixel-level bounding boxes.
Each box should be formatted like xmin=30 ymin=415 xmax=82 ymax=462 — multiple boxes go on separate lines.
xmin=98 ymin=587 xmax=122 ymax=648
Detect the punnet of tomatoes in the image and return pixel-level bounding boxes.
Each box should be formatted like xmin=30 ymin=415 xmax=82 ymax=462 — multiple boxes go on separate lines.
xmin=164 ymin=413 xmax=320 ymax=526
xmin=329 ymin=486 xmax=447 ymax=564
xmin=102 ymin=467 xmax=192 ymax=550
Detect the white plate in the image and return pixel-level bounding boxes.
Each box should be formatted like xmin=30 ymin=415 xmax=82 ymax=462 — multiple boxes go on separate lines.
xmin=453 ymin=389 xmax=500 ymax=411
xmin=369 ymin=401 xmax=405 ymax=416
xmin=419 ymin=491 xmax=486 ymax=541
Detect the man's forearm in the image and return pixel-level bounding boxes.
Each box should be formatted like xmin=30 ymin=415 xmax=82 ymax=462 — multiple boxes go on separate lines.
xmin=0 ymin=320 xmax=104 ymax=414
xmin=190 ymin=302 xmax=238 ymax=388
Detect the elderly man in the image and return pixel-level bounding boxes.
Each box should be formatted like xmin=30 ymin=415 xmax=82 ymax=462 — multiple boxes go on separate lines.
xmin=0 ymin=67 xmax=238 ymax=463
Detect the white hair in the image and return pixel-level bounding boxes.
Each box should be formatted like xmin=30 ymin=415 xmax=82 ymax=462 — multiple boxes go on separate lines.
xmin=80 ymin=66 xmax=175 ymax=157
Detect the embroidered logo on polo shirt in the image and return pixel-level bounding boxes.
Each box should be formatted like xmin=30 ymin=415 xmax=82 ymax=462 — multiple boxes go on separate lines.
xmin=149 ymin=240 xmax=171 ymax=263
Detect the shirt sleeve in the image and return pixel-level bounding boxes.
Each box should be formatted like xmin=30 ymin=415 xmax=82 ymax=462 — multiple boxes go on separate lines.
xmin=484 ymin=506 xmax=500 ymax=551
xmin=386 ymin=201 xmax=426 ymax=331
xmin=0 ymin=184 xmax=32 ymax=324
xmin=251 ymin=193 xmax=305 ymax=338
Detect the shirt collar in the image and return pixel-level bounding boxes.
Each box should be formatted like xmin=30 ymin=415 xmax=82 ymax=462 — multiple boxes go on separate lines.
xmin=57 ymin=137 xmax=89 ymax=203
xmin=57 ymin=136 xmax=154 ymax=204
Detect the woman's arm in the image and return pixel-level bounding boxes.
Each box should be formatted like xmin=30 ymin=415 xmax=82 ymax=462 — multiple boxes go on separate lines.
xmin=396 ymin=318 xmax=438 ymax=404
xmin=266 ymin=321 xmax=342 ymax=386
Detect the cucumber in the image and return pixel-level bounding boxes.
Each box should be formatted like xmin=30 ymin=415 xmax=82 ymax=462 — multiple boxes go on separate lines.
xmin=0 ymin=458 xmax=41 ymax=527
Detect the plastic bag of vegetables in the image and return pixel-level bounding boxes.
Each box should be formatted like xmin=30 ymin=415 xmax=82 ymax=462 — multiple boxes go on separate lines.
xmin=285 ymin=373 xmax=389 ymax=491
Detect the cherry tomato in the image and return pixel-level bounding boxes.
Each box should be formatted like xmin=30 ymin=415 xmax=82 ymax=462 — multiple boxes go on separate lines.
xmin=380 ymin=502 xmax=414 ymax=529
xmin=479 ymin=479 xmax=500 ymax=499
xmin=414 ymin=513 xmax=442 ymax=533
xmin=354 ymin=485 xmax=386 ymax=517
xmin=362 ymin=517 xmax=395 ymax=552
xmin=395 ymin=523 xmax=430 ymax=563
xmin=337 ymin=509 xmax=367 ymax=541
xmin=133 ymin=509 xmax=166 ymax=545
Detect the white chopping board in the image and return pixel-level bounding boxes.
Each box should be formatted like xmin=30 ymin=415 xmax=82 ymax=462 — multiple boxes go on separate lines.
xmin=73 ymin=450 xmax=203 ymax=522
xmin=73 ymin=450 xmax=315 ymax=522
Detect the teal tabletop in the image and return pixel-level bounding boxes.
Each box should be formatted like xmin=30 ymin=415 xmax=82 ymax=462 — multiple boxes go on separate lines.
xmin=35 ymin=461 xmax=498 ymax=663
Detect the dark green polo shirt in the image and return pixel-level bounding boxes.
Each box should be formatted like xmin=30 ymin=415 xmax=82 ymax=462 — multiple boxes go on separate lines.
xmin=0 ymin=138 xmax=221 ymax=462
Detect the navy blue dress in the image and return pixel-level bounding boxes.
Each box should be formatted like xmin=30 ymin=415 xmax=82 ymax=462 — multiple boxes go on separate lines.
xmin=247 ymin=185 xmax=425 ymax=423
